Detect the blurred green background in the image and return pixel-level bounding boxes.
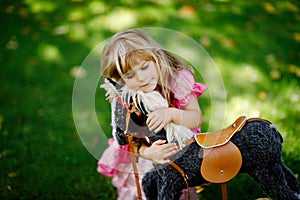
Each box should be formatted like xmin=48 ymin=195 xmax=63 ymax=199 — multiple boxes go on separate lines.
xmin=1 ymin=0 xmax=299 ymax=199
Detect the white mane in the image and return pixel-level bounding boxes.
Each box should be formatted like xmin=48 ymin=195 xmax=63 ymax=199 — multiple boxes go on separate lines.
xmin=101 ymin=81 xmax=194 ymax=149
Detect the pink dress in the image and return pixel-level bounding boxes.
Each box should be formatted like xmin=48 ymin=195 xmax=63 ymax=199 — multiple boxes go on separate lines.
xmin=97 ymin=68 xmax=207 ymax=199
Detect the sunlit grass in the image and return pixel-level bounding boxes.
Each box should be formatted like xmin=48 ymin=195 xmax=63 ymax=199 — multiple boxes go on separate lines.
xmin=26 ymin=0 xmax=56 ymax=14
xmin=101 ymin=7 xmax=137 ymax=32
xmin=38 ymin=43 xmax=63 ymax=63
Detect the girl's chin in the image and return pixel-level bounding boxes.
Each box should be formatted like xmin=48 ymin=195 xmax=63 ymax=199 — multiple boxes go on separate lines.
xmin=141 ymin=84 xmax=157 ymax=93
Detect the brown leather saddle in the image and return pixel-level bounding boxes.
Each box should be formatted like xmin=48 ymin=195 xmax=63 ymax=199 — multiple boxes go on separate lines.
xmin=196 ymin=116 xmax=247 ymax=183
xmin=193 ymin=116 xmax=272 ymax=184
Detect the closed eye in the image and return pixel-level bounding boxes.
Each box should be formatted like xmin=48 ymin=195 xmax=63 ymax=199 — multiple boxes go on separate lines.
xmin=141 ymin=64 xmax=149 ymax=70
xmin=124 ymin=72 xmax=135 ymax=79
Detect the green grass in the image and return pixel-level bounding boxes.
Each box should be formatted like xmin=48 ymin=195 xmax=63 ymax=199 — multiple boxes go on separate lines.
xmin=1 ymin=0 xmax=299 ymax=199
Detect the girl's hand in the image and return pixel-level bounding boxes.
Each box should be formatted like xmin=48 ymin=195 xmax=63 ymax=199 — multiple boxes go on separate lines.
xmin=146 ymin=109 xmax=171 ymax=133
xmin=140 ymin=140 xmax=179 ymax=164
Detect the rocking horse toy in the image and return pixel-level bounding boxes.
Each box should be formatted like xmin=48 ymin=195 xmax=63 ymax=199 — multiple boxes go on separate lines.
xmin=102 ymin=79 xmax=300 ymax=200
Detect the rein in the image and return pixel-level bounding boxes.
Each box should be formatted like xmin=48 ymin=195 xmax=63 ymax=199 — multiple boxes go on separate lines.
xmin=128 ymin=135 xmax=142 ymax=200
xmin=125 ymin=104 xmax=143 ymax=200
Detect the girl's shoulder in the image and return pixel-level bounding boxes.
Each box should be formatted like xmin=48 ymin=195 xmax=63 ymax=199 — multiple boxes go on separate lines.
xmin=173 ymin=67 xmax=194 ymax=83
xmin=170 ymin=67 xmax=207 ymax=107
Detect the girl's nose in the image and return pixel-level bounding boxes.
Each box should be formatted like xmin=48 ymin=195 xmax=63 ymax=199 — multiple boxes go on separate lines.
xmin=136 ymin=70 xmax=145 ymax=82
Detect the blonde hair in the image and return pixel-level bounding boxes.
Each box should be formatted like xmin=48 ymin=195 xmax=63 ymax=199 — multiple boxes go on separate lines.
xmin=101 ymin=29 xmax=192 ymax=105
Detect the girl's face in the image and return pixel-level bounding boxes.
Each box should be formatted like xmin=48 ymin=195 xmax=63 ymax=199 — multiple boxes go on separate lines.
xmin=122 ymin=58 xmax=159 ymax=93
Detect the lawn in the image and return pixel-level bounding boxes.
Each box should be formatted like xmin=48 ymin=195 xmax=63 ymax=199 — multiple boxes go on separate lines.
xmin=0 ymin=0 xmax=299 ymax=199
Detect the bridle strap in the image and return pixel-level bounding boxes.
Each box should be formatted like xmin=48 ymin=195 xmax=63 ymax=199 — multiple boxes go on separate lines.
xmin=128 ymin=135 xmax=142 ymax=200
xmin=169 ymin=161 xmax=190 ymax=200
xmin=125 ymin=107 xmax=142 ymax=200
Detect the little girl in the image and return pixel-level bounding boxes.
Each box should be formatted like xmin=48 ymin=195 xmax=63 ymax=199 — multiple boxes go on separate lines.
xmin=98 ymin=29 xmax=207 ymax=199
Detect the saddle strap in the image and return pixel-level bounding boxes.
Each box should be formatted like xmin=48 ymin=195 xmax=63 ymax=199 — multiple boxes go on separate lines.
xmin=221 ymin=183 xmax=228 ymax=200
xmin=169 ymin=161 xmax=190 ymax=200
xmin=170 ymin=161 xmax=229 ymax=200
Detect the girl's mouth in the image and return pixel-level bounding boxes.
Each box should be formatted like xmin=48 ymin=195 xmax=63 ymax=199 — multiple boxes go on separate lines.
xmin=140 ymin=81 xmax=151 ymax=88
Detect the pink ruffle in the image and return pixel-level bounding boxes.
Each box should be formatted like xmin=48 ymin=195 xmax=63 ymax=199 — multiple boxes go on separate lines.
xmin=170 ymin=68 xmax=207 ymax=108
xmin=173 ymin=82 xmax=207 ymax=108
xmin=97 ymin=138 xmax=131 ymax=177
xmin=111 ymin=160 xmax=153 ymax=200
xmin=193 ymin=82 xmax=208 ymax=98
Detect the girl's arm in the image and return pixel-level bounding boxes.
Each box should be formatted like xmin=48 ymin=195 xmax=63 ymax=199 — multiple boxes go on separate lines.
xmin=146 ymin=94 xmax=202 ymax=133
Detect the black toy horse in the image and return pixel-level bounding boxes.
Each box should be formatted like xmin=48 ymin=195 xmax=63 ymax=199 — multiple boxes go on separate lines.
xmin=110 ymin=92 xmax=300 ymax=200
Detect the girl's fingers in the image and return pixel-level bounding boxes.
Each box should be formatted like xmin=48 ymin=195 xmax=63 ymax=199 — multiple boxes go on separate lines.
xmin=148 ymin=120 xmax=159 ymax=131
xmin=158 ymin=159 xmax=171 ymax=164
xmin=148 ymin=116 xmax=165 ymax=132
xmin=151 ymin=122 xmax=161 ymax=132
xmin=146 ymin=113 xmax=155 ymax=125
xmin=154 ymin=123 xmax=164 ymax=133
xmin=156 ymin=147 xmax=179 ymax=164
xmin=161 ymin=144 xmax=179 ymax=155
xmin=162 ymin=149 xmax=177 ymax=158
xmin=146 ymin=109 xmax=170 ymax=133
xmin=152 ymin=139 xmax=166 ymax=145
xmin=150 ymin=142 xmax=179 ymax=164
xmin=147 ymin=115 xmax=157 ymax=127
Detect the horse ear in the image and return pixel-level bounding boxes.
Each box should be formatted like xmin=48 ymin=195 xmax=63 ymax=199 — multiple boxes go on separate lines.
xmin=107 ymin=78 xmax=124 ymax=91
xmin=101 ymin=78 xmax=124 ymax=100
xmin=106 ymin=78 xmax=116 ymax=86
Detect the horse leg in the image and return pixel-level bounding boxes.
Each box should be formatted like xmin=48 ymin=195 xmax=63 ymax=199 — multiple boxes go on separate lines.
xmin=142 ymin=170 xmax=159 ymax=200
xmin=142 ymin=167 xmax=199 ymax=200
xmin=156 ymin=146 xmax=204 ymax=200
xmin=142 ymin=168 xmax=183 ymax=200
xmin=281 ymin=162 xmax=300 ymax=196
xmin=233 ymin=121 xmax=299 ymax=199
xmin=157 ymin=171 xmax=184 ymax=200
xmin=247 ymin=161 xmax=299 ymax=200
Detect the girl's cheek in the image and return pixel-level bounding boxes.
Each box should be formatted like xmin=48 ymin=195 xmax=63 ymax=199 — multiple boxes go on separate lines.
xmin=123 ymin=79 xmax=131 ymax=87
xmin=125 ymin=81 xmax=137 ymax=90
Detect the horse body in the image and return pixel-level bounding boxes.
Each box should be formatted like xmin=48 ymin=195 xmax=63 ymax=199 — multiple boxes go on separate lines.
xmin=112 ymin=98 xmax=300 ymax=200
